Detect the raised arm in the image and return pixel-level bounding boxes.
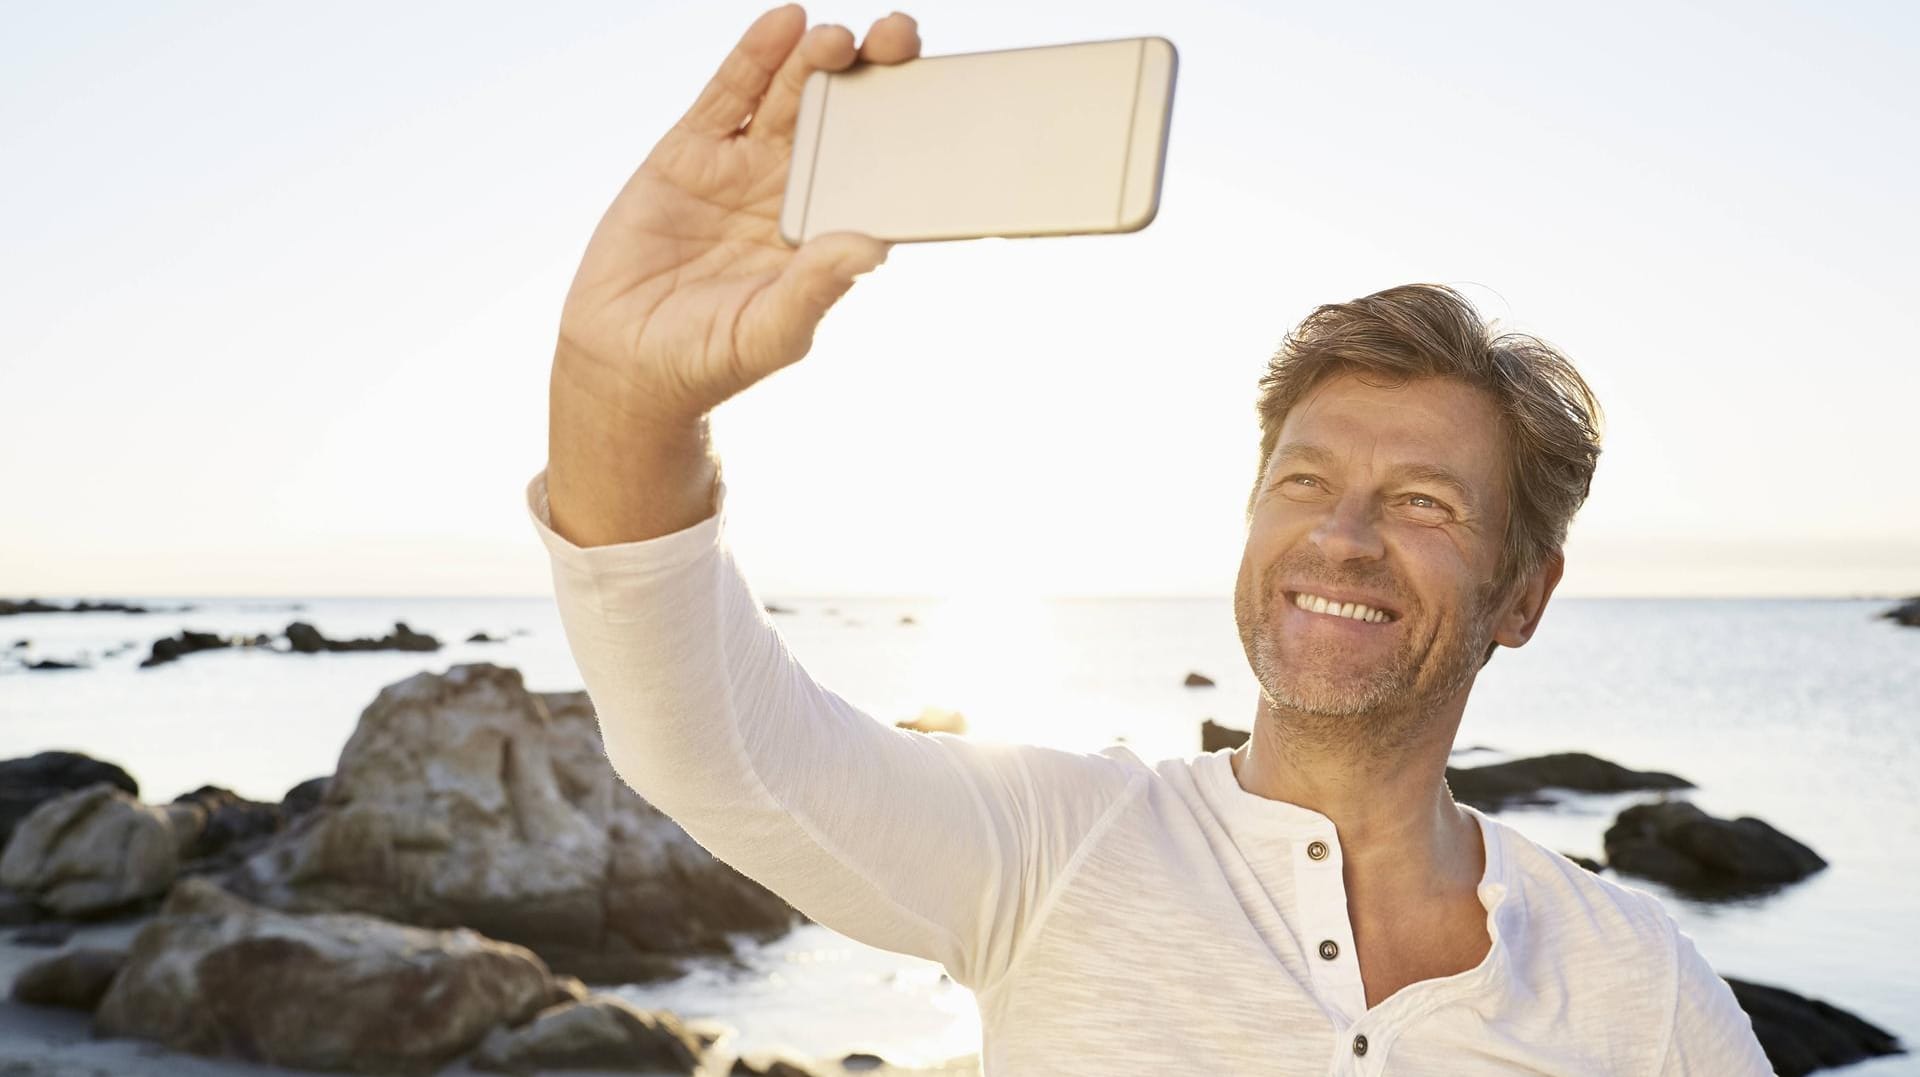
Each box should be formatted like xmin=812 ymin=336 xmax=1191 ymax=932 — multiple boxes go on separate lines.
xmin=536 ymin=5 xmax=1144 ymax=993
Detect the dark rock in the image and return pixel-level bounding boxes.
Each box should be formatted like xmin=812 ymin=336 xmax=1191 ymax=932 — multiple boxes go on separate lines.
xmin=0 ymin=599 xmax=187 ymax=617
xmin=467 ymin=631 xmax=505 ymax=643
xmin=1445 ymin=752 xmax=1693 ymax=812
xmin=1560 ymin=852 xmax=1603 ymax=873
xmin=170 ymin=786 xmax=283 ymax=876
xmin=10 ymin=946 xmax=127 ymax=1011
xmin=0 ymin=886 xmax=41 ymax=925
xmin=1184 ymin=672 xmax=1215 ymax=687
xmin=469 ymin=995 xmax=704 ymax=1075
xmin=14 ymin=922 xmax=75 ymax=946
xmin=1878 ymin=596 xmax=1920 ymax=627
xmin=1201 ymin=719 xmax=1249 ymax=753
xmin=1727 ymin=976 xmax=1906 ymax=1076
xmin=8 ymin=639 xmax=26 ymax=648
xmin=280 ymin=776 xmax=331 ymax=820
xmin=0 ymin=750 xmax=139 ymax=851
xmin=140 ymin=629 xmax=234 ymax=668
xmin=731 ymin=1057 xmax=825 ymax=1077
xmin=762 ymin=603 xmax=793 ymax=615
xmin=286 ymin=620 xmax=440 ymax=654
xmin=25 ymin=658 xmax=86 ymax=671
xmin=839 ymin=1052 xmax=886 ymax=1070
xmin=96 ymin=877 xmax=558 ymax=1075
xmin=1603 ymin=800 xmax=1826 ymax=894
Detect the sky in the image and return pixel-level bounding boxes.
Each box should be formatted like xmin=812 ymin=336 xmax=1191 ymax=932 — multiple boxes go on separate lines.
xmin=2 ymin=0 xmax=1916 ymax=600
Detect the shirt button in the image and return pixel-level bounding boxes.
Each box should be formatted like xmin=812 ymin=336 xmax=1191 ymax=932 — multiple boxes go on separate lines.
xmin=1353 ymin=1033 xmax=1369 ymax=1056
xmin=1307 ymin=840 xmax=1329 ymax=861
xmin=1318 ymin=939 xmax=1340 ymax=960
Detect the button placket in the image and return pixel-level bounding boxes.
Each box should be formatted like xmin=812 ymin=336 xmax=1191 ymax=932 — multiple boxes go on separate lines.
xmin=1294 ymin=831 xmax=1363 ymax=1024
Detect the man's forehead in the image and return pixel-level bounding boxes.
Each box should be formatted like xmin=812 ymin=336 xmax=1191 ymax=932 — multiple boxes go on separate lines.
xmin=1277 ymin=377 xmax=1501 ymax=476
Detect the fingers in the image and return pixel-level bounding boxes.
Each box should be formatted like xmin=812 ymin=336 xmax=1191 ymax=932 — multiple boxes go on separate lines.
xmin=676 ymin=4 xmax=807 ymax=138
xmin=745 ymin=12 xmax=921 ymax=144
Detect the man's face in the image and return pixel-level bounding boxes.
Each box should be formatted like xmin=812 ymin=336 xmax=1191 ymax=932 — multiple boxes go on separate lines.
xmin=1235 ymin=372 xmax=1513 ymax=735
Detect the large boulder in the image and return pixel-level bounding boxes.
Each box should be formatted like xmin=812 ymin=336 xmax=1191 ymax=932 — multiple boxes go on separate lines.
xmin=1603 ymin=800 xmax=1826 ymax=894
xmin=95 ymin=877 xmax=560 ymax=1076
xmin=0 ymin=783 xmax=180 ymax=917
xmin=1445 ymin=752 xmax=1693 ymax=812
xmin=228 ymin=663 xmax=798 ymax=983
xmin=0 ymin=750 xmax=139 ymax=851
xmin=1727 ymin=976 xmax=1906 ymax=1076
xmin=469 ymin=995 xmax=704 ymax=1075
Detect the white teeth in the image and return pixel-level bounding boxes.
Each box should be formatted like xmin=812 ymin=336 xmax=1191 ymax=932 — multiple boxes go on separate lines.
xmin=1292 ymin=591 xmax=1391 ymax=624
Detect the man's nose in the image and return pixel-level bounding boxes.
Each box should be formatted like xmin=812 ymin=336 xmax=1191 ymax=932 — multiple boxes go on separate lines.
xmin=1309 ymin=494 xmax=1385 ymax=563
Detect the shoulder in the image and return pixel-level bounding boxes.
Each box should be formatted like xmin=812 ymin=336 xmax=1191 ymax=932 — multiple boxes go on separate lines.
xmin=1475 ymin=807 xmax=1680 ymax=959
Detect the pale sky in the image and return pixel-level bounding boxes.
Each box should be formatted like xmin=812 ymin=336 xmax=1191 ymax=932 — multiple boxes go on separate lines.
xmin=3 ymin=0 xmax=1915 ymax=599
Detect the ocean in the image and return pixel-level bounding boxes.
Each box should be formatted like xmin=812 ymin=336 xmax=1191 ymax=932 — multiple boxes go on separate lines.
xmin=3 ymin=594 xmax=1915 ymax=1071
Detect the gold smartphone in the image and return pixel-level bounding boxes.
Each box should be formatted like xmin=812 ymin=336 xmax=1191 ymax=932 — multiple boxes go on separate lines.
xmin=779 ymin=34 xmax=1178 ymax=246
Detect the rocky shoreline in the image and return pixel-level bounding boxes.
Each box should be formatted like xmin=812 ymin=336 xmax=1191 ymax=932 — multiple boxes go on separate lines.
xmin=0 ymin=660 xmax=1907 ymax=1075
xmin=0 ymin=664 xmax=979 ymax=1076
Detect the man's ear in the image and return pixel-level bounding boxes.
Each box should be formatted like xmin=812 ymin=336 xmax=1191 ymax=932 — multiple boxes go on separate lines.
xmin=1493 ymin=549 xmax=1564 ymax=649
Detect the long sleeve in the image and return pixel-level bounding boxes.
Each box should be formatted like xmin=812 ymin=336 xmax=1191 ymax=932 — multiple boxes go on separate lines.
xmin=525 ymin=467 xmax=1145 ymax=994
xmin=1656 ymin=926 xmax=1776 ymax=1075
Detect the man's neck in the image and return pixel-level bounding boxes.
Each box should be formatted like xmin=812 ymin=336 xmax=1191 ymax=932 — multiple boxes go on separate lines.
xmin=1229 ymin=693 xmax=1482 ymax=905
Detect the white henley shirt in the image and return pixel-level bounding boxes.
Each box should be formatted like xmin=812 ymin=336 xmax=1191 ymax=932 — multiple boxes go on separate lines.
xmin=526 ymin=467 xmax=1775 ymax=1075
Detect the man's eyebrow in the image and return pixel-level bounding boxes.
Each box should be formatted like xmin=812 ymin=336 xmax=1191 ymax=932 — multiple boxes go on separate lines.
xmin=1268 ymin=442 xmax=1480 ymax=508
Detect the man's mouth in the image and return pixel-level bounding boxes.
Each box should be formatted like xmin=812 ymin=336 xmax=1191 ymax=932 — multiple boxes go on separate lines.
xmin=1284 ymin=589 xmax=1398 ymax=625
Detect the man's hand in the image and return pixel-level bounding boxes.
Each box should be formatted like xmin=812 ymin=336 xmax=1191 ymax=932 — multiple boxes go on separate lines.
xmin=548 ymin=5 xmax=922 ymax=546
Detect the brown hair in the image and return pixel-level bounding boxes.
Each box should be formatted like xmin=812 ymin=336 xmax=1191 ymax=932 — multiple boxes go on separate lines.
xmin=1248 ymin=283 xmax=1604 ymax=666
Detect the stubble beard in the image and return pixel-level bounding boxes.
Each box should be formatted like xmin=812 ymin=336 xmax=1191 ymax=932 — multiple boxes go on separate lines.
xmin=1234 ymin=564 xmax=1500 ymax=759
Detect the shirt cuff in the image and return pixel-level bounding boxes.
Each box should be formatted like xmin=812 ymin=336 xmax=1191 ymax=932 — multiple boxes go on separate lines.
xmin=524 ymin=466 xmax=727 ymax=581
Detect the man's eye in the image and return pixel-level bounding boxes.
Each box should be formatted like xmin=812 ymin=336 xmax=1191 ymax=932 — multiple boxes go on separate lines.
xmin=1408 ymin=494 xmax=1447 ymax=512
xmin=1284 ymin=475 xmax=1319 ymax=488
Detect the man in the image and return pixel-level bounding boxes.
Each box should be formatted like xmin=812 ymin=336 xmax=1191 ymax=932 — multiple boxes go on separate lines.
xmin=532 ymin=5 xmax=1774 ymax=1073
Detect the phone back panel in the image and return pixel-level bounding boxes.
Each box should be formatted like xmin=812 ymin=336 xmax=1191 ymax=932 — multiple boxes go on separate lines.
xmin=781 ymin=36 xmax=1176 ymax=245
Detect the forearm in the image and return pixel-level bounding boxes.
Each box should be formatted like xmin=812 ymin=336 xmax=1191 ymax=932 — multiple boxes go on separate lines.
xmin=546 ymin=354 xmax=720 ymax=548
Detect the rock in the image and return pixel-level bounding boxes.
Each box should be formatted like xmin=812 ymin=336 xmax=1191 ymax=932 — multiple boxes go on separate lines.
xmin=840 ymin=1052 xmax=887 ymax=1070
xmin=228 ymin=663 xmax=797 ymax=984
xmin=24 ymin=658 xmax=86 ymax=671
xmin=280 ymin=776 xmax=330 ymax=820
xmin=1444 ymin=752 xmax=1693 ymax=812
xmin=140 ymin=629 xmax=239 ymax=668
xmin=898 ymin=615 xmax=915 ymax=625
xmin=1878 ymin=596 xmax=1920 ymax=627
xmin=469 ymin=994 xmax=704 ymax=1075
xmin=169 ymin=787 xmax=284 ymax=876
xmin=0 ymin=885 xmax=41 ymax=925
xmin=1201 ymin=719 xmax=1249 ymax=752
xmin=0 ymin=599 xmax=184 ymax=616
xmin=11 ymin=947 xmax=127 ymax=1011
xmin=1726 ymin=976 xmax=1906 ymax=1076
xmin=1184 ymin=672 xmax=1215 ymax=687
xmin=286 ymin=621 xmax=439 ymax=654
xmin=467 ymin=631 xmax=506 ymax=643
xmin=763 ymin=603 xmax=794 ymax=615
xmin=1603 ymin=800 xmax=1826 ymax=893
xmin=0 ymin=751 xmax=139 ymax=850
xmin=731 ymin=1056 xmax=827 ymax=1077
xmin=0 ymin=783 xmax=179 ymax=917
xmin=896 ymin=707 xmax=967 ymax=735
xmin=13 ymin=922 xmax=74 ymax=946
xmin=1560 ymin=852 xmax=1603 ymax=873
xmin=95 ymin=877 xmax=557 ymax=1075
xmin=9 ymin=638 xmax=27 ymax=647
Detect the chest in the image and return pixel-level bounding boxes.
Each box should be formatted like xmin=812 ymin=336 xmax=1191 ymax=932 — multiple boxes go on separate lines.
xmin=1350 ymin=897 xmax=1494 ymax=1011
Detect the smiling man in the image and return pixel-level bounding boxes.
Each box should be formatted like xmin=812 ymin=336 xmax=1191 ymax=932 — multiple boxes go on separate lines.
xmin=531 ymin=6 xmax=1774 ymax=1073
